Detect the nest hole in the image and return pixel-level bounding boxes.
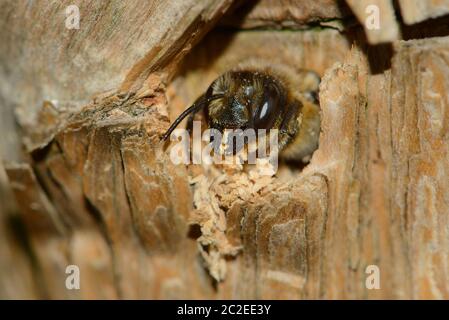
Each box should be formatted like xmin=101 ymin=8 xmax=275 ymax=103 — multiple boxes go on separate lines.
xmin=166 ymin=19 xmax=356 ymax=184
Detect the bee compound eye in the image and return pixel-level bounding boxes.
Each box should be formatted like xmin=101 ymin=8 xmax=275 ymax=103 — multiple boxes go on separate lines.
xmin=254 ymin=82 xmax=281 ymax=129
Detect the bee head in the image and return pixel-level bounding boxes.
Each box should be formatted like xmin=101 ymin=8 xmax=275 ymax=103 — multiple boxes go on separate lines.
xmin=206 ymin=71 xmax=286 ymax=133
xmin=161 ymin=70 xmax=289 ymax=144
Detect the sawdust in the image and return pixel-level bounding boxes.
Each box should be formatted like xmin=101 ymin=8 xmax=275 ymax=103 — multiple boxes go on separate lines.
xmin=189 ymin=154 xmax=278 ymax=281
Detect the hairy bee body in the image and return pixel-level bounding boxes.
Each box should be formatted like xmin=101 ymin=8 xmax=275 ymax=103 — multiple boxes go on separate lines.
xmin=163 ymin=60 xmax=321 ymax=163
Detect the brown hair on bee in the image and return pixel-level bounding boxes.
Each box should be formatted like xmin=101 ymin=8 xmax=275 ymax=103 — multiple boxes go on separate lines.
xmin=162 ymin=60 xmax=321 ymax=162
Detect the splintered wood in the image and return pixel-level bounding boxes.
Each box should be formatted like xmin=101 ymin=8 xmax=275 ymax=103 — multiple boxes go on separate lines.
xmin=397 ymin=0 xmax=449 ymax=25
xmin=346 ymin=0 xmax=399 ymax=44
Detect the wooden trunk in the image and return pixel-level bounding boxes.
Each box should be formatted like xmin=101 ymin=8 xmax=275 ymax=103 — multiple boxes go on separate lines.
xmin=1 ymin=0 xmax=449 ymax=299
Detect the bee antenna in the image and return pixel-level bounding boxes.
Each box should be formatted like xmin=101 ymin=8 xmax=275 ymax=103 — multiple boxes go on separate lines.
xmin=161 ymin=94 xmax=223 ymax=141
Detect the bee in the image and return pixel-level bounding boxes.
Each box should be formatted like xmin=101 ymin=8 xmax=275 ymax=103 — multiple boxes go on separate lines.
xmin=162 ymin=60 xmax=321 ymax=162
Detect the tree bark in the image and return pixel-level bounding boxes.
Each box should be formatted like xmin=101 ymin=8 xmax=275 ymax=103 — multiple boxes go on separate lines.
xmin=1 ymin=0 xmax=449 ymax=299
